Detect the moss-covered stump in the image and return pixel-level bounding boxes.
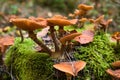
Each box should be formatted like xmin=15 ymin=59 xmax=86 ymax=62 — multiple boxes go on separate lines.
xmin=74 ymin=33 xmax=119 ymax=80
xmin=4 ymin=38 xmax=54 ymax=80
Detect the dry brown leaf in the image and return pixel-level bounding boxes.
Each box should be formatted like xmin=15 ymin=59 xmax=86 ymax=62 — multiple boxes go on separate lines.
xmin=74 ymin=30 xmax=94 ymax=44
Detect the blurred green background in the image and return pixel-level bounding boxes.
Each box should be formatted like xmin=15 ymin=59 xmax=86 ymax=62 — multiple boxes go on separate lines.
xmin=0 ymin=0 xmax=120 ymax=34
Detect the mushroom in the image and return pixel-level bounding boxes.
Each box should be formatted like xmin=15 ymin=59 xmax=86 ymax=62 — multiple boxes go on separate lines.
xmin=112 ymin=61 xmax=120 ymax=68
xmin=0 ymin=36 xmax=14 ymax=54
xmin=78 ymin=4 xmax=94 ymax=11
xmin=59 ymin=32 xmax=81 ymax=58
xmin=112 ymin=32 xmax=120 ymax=46
xmin=47 ymin=15 xmax=77 ymax=27
xmin=60 ymin=33 xmax=81 ymax=45
xmin=74 ymin=30 xmax=94 ymax=44
xmin=10 ymin=18 xmax=47 ymax=31
xmin=106 ymin=69 xmax=120 ymax=79
xmin=89 ymin=15 xmax=112 ymax=32
xmin=47 ymin=15 xmax=78 ymax=52
xmin=53 ymin=60 xmax=86 ymax=80
xmin=0 ymin=36 xmax=14 ymax=66
xmin=10 ymin=18 xmax=52 ymax=55
xmin=71 ymin=4 xmax=93 ymax=19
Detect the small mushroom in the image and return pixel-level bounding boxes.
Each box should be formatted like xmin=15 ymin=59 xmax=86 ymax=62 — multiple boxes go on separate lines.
xmin=53 ymin=60 xmax=86 ymax=80
xmin=0 ymin=36 xmax=14 ymax=54
xmin=89 ymin=15 xmax=112 ymax=32
xmin=74 ymin=30 xmax=94 ymax=44
xmin=106 ymin=69 xmax=120 ymax=79
xmin=112 ymin=61 xmax=120 ymax=68
xmin=59 ymin=33 xmax=81 ymax=57
xmin=78 ymin=4 xmax=94 ymax=11
xmin=112 ymin=32 xmax=120 ymax=45
xmin=0 ymin=36 xmax=14 ymax=66
xmin=79 ymin=18 xmax=88 ymax=23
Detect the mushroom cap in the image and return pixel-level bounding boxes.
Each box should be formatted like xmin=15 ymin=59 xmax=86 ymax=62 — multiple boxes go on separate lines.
xmin=60 ymin=33 xmax=81 ymax=45
xmin=112 ymin=32 xmax=120 ymax=40
xmin=106 ymin=69 xmax=120 ymax=79
xmin=79 ymin=18 xmax=88 ymax=23
xmin=47 ymin=15 xmax=78 ymax=26
xmin=100 ymin=19 xmax=112 ymax=26
xmin=74 ymin=30 xmax=94 ymax=44
xmin=112 ymin=61 xmax=120 ymax=68
xmin=10 ymin=18 xmax=47 ymax=31
xmin=78 ymin=4 xmax=93 ymax=11
xmin=0 ymin=36 xmax=14 ymax=53
xmin=95 ymin=15 xmax=104 ymax=23
xmin=53 ymin=60 xmax=86 ymax=76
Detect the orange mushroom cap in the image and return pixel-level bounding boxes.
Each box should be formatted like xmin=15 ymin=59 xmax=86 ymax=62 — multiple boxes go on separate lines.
xmin=112 ymin=61 xmax=120 ymax=68
xmin=47 ymin=15 xmax=78 ymax=26
xmin=10 ymin=18 xmax=47 ymax=31
xmin=95 ymin=15 xmax=104 ymax=23
xmin=106 ymin=69 xmax=120 ymax=79
xmin=112 ymin=32 xmax=120 ymax=40
xmin=60 ymin=33 xmax=81 ymax=45
xmin=79 ymin=18 xmax=88 ymax=23
xmin=53 ymin=60 xmax=86 ymax=76
xmin=78 ymin=4 xmax=94 ymax=11
xmin=0 ymin=36 xmax=14 ymax=53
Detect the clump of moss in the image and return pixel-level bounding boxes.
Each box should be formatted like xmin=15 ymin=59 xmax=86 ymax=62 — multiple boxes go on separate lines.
xmin=5 ymin=38 xmax=54 ymax=80
xmin=74 ymin=32 xmax=118 ymax=80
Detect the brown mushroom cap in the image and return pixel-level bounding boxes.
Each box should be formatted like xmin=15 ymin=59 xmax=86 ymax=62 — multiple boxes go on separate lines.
xmin=47 ymin=15 xmax=78 ymax=26
xmin=100 ymin=19 xmax=112 ymax=26
xmin=78 ymin=4 xmax=94 ymax=11
xmin=0 ymin=36 xmax=14 ymax=53
xmin=60 ymin=33 xmax=81 ymax=45
xmin=112 ymin=61 xmax=120 ymax=68
xmin=112 ymin=32 xmax=120 ymax=40
xmin=10 ymin=18 xmax=47 ymax=31
xmin=53 ymin=60 xmax=86 ymax=76
xmin=106 ymin=69 xmax=120 ymax=79
xmin=79 ymin=18 xmax=88 ymax=23
xmin=95 ymin=15 xmax=104 ymax=23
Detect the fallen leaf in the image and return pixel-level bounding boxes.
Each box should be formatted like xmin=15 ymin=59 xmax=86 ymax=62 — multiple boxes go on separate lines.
xmin=74 ymin=30 xmax=94 ymax=44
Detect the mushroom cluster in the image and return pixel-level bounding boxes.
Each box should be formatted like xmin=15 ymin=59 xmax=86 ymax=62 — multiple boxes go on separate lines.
xmin=89 ymin=15 xmax=112 ymax=33
xmin=10 ymin=14 xmax=87 ymax=79
xmin=10 ymin=3 xmax=114 ymax=79
xmin=69 ymin=4 xmax=93 ymax=18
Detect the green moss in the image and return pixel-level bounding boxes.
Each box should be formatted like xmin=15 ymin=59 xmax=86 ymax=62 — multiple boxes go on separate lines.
xmin=74 ymin=32 xmax=118 ymax=80
xmin=5 ymin=38 xmax=54 ymax=80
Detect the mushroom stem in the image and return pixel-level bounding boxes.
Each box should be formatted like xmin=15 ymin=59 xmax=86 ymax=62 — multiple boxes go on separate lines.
xmin=50 ymin=27 xmax=60 ymax=52
xmin=28 ymin=31 xmax=52 ymax=56
xmin=18 ymin=28 xmax=24 ymax=43
xmin=117 ymin=40 xmax=119 ymax=46
xmin=66 ymin=73 xmax=72 ymax=80
xmin=0 ymin=53 xmax=3 ymax=65
xmin=0 ymin=52 xmax=4 ymax=80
